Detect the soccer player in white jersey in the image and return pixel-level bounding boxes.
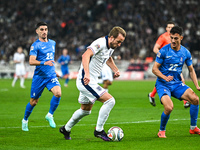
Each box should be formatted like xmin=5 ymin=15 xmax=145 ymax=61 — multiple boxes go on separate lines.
xmin=60 ymin=26 xmax=126 ymax=141
xmin=12 ymin=46 xmax=26 ymax=88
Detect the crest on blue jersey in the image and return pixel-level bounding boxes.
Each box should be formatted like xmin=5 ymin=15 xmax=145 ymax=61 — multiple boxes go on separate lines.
xmin=157 ymin=51 xmax=161 ymax=58
xmin=30 ymin=46 xmax=34 ymax=51
xmin=95 ymin=44 xmax=100 ymax=49
xmin=180 ymin=57 xmax=183 ymax=63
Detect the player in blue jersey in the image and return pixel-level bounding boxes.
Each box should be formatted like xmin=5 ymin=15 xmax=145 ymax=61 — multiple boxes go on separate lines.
xmin=152 ymin=26 xmax=200 ymax=138
xmin=58 ymin=48 xmax=71 ymax=87
xmin=22 ymin=22 xmax=62 ymax=131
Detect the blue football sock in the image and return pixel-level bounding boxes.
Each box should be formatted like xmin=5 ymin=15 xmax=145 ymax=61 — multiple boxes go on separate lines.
xmin=160 ymin=112 xmax=170 ymax=131
xmin=190 ymin=104 xmax=199 ymax=126
xmin=65 ymin=78 xmax=69 ymax=84
xmin=49 ymin=96 xmax=61 ymax=115
xmin=24 ymin=102 xmax=35 ymax=121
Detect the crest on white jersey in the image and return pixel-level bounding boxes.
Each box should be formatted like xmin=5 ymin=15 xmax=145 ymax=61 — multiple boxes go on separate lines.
xmin=95 ymin=44 xmax=100 ymax=49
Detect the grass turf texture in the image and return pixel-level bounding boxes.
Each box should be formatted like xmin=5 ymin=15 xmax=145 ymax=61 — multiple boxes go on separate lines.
xmin=0 ymin=79 xmax=200 ymax=150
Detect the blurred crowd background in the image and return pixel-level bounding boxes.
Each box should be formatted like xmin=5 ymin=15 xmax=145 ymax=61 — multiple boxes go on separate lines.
xmin=0 ymin=0 xmax=200 ymax=64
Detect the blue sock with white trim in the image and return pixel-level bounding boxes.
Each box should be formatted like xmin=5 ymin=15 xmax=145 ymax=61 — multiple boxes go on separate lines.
xmin=24 ymin=102 xmax=34 ymax=121
xmin=190 ymin=104 xmax=199 ymax=126
xmin=49 ymin=96 xmax=61 ymax=115
xmin=160 ymin=112 xmax=170 ymax=131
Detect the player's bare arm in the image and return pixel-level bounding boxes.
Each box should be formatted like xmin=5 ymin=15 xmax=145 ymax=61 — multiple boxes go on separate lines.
xmin=187 ymin=65 xmax=200 ymax=91
xmin=82 ymin=48 xmax=93 ymax=85
xmin=29 ymin=55 xmax=55 ymax=66
xmin=153 ymin=43 xmax=161 ymax=54
xmin=152 ymin=61 xmax=173 ymax=82
xmin=106 ymin=57 xmax=120 ymax=78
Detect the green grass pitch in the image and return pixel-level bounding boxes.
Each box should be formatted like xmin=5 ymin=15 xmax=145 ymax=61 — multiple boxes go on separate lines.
xmin=0 ymin=79 xmax=200 ymax=150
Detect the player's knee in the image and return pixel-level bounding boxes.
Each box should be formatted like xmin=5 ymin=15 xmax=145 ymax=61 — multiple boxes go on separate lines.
xmin=30 ymin=99 xmax=38 ymax=106
xmin=165 ymin=105 xmax=173 ymax=114
xmin=191 ymin=94 xmax=199 ymax=105
xmin=105 ymin=97 xmax=115 ymax=107
xmin=81 ymin=109 xmax=91 ymax=116
xmin=54 ymin=91 xmax=61 ymax=98
xmin=108 ymin=81 xmax=112 ymax=85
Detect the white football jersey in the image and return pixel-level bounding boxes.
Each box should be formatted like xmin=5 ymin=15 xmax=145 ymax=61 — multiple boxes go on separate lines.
xmin=14 ymin=52 xmax=25 ymax=67
xmin=78 ymin=36 xmax=114 ymax=82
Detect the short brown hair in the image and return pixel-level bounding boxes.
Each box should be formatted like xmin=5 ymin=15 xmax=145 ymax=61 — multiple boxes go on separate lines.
xmin=108 ymin=26 xmax=126 ymax=38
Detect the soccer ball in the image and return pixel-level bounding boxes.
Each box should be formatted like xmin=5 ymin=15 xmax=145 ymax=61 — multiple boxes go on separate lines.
xmin=107 ymin=126 xmax=124 ymax=141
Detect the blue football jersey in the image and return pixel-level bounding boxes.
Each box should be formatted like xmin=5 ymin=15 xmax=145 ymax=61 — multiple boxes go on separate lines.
xmin=155 ymin=44 xmax=192 ymax=84
xmin=30 ymin=39 xmax=56 ymax=78
xmin=57 ymin=55 xmax=71 ymax=69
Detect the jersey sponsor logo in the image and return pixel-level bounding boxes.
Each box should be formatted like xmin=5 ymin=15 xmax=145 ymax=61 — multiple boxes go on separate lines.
xmin=52 ymin=46 xmax=55 ymax=52
xmin=166 ymin=56 xmax=172 ymax=58
xmin=95 ymin=44 xmax=100 ymax=49
xmin=30 ymin=46 xmax=34 ymax=51
xmin=42 ymin=46 xmax=46 ymax=49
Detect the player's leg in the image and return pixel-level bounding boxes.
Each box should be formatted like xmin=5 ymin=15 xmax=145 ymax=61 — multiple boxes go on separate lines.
xmin=157 ymin=95 xmax=173 ymax=138
xmin=148 ymin=86 xmax=157 ymax=106
xmin=12 ymin=75 xmax=18 ymax=87
xmin=103 ymin=80 xmax=112 ymax=92
xmin=63 ymin=74 xmax=69 ymax=87
xmin=22 ymin=76 xmax=45 ymax=131
xmin=93 ymin=92 xmax=115 ymax=141
xmin=181 ymin=88 xmax=200 ymax=134
xmin=46 ymin=82 xmax=61 ymax=128
xmin=20 ymin=75 xmax=25 ymax=88
xmin=60 ymin=93 xmax=92 ymax=140
xmin=22 ymin=98 xmax=39 ymax=131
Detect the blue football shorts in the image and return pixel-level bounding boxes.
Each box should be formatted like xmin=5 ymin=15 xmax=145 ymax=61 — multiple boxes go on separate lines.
xmin=30 ymin=76 xmax=61 ymax=99
xmin=61 ymin=67 xmax=69 ymax=76
xmin=156 ymin=81 xmax=190 ymax=101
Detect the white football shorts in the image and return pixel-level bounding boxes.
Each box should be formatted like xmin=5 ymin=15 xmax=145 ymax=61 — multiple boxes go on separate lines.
xmin=15 ymin=65 xmax=26 ymax=76
xmin=102 ymin=65 xmax=113 ymax=82
xmin=76 ymin=78 xmax=106 ymax=104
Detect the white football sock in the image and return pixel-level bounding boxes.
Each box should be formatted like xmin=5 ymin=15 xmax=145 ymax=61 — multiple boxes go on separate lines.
xmin=96 ymin=97 xmax=115 ymax=132
xmin=65 ymin=108 xmax=91 ymax=131
xmin=12 ymin=76 xmax=18 ymax=86
xmin=47 ymin=112 xmax=53 ymax=117
xmin=190 ymin=125 xmax=197 ymax=130
xmin=20 ymin=77 xmax=25 ymax=87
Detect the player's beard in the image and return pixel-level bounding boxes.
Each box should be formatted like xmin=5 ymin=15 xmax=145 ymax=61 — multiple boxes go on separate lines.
xmin=110 ymin=42 xmax=117 ymax=49
xmin=42 ymin=34 xmax=47 ymax=40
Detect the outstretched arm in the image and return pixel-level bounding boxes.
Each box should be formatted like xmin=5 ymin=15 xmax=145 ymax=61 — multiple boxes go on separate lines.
xmin=188 ymin=65 xmax=200 ymax=91
xmin=81 ymin=48 xmax=94 ymax=85
xmin=106 ymin=57 xmax=120 ymax=78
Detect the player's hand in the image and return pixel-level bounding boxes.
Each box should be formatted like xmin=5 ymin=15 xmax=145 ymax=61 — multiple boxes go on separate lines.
xmin=196 ymin=86 xmax=200 ymax=91
xmin=165 ymin=75 xmax=173 ymax=82
xmin=83 ymin=74 xmax=90 ymax=85
xmin=45 ymin=60 xmax=55 ymax=66
xmin=114 ymin=70 xmax=120 ymax=78
xmin=56 ymin=72 xmax=61 ymax=78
